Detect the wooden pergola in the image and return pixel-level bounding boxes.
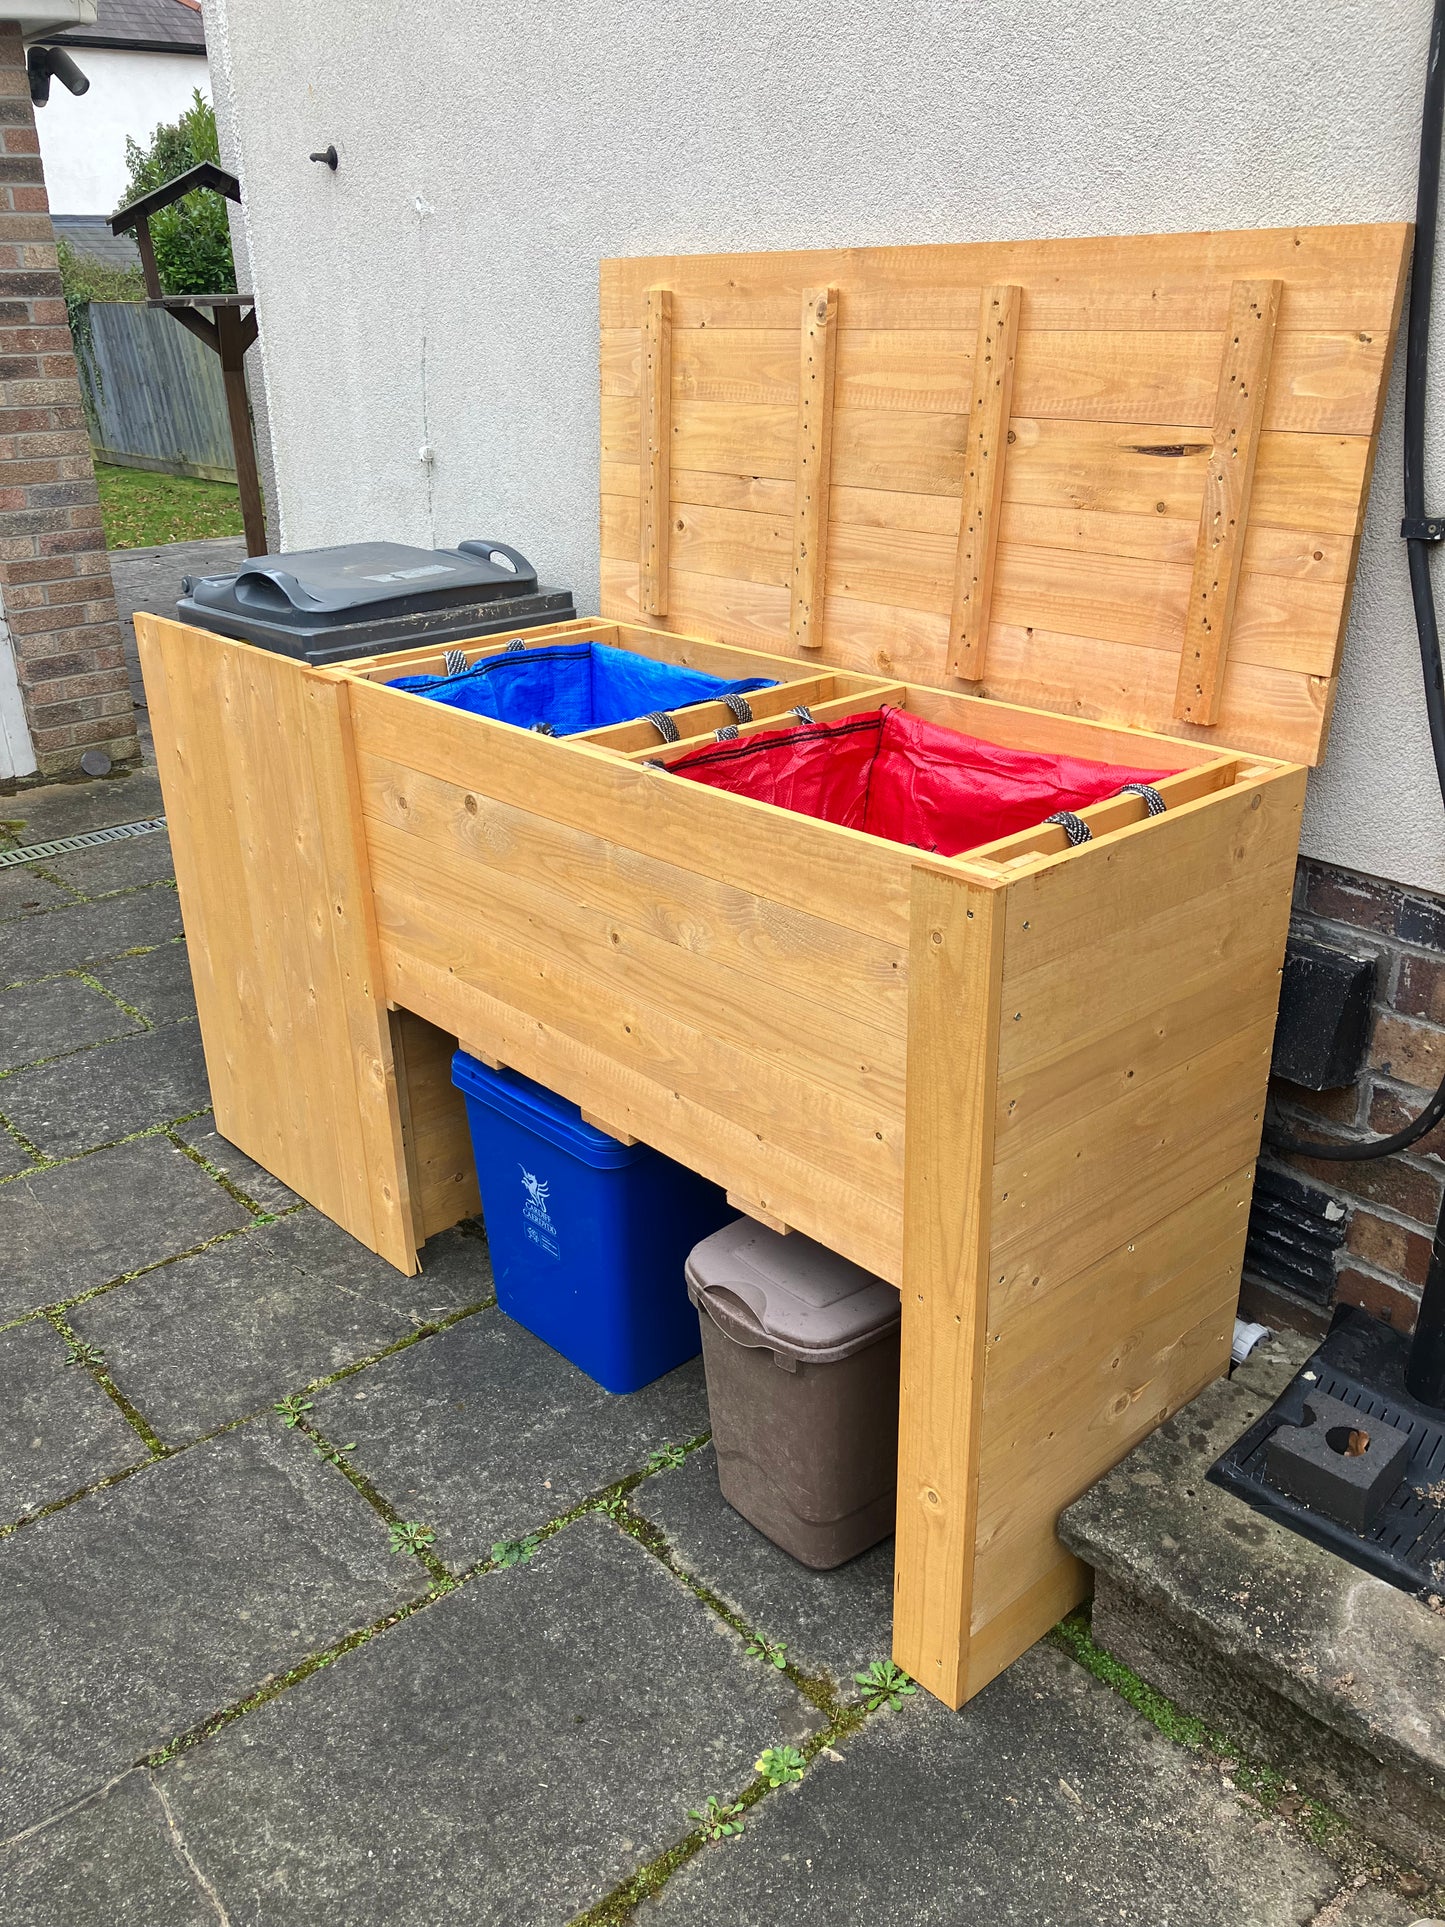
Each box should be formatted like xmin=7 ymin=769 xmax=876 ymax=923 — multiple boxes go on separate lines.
xmin=110 ymin=161 xmax=266 ymax=556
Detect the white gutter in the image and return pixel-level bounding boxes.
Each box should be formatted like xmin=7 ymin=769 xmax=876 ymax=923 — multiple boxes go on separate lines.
xmin=0 ymin=2 xmax=97 ymax=32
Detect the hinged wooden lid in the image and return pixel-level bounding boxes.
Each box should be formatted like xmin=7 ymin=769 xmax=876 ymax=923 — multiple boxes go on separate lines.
xmin=599 ymin=224 xmax=1410 ymax=764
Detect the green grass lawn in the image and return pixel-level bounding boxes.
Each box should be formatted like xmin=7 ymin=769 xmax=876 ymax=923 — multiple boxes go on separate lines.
xmin=97 ymin=462 xmax=245 ymax=550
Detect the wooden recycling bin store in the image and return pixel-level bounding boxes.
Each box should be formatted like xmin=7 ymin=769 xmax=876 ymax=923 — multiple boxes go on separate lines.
xmin=137 ymin=222 xmax=1409 ymax=1709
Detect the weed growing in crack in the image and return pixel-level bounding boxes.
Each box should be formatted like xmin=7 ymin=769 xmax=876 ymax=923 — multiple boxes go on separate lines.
xmin=688 ymin=1795 xmax=745 ymax=1842
xmin=274 ymin=1395 xmax=313 ymax=1427
xmin=854 ymin=1659 xmax=917 ymax=1711
xmin=490 ymin=1534 xmax=541 ymax=1569
xmin=746 ymin=1635 xmax=788 ymax=1671
xmin=63 ymin=1340 xmax=105 ymax=1370
xmin=594 ymin=1490 xmax=631 ymax=1521
xmin=389 ymin=1521 xmax=436 ymax=1558
xmin=754 ymin=1745 xmax=805 ymax=1788
xmin=645 ymin=1443 xmax=687 ymax=1472
xmin=311 ymin=1438 xmax=355 ymax=1468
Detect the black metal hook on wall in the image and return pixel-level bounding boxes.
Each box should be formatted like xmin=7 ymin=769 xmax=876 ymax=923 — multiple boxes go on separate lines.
xmin=310 ymin=145 xmax=338 ymax=170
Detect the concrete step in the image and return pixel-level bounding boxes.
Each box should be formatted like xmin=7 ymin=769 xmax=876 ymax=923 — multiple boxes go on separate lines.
xmin=1059 ymin=1331 xmax=1445 ymax=1882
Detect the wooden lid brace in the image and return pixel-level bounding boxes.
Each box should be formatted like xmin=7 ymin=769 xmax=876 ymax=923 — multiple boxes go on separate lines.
xmin=639 ymin=287 xmax=672 ymax=617
xmin=1173 ymin=279 xmax=1282 ymax=726
xmin=947 ymin=284 xmax=1022 ymax=683
xmin=790 ymin=286 xmax=840 ymax=652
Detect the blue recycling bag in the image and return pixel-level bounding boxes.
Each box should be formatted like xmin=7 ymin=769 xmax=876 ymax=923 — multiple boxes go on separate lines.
xmin=388 ymin=639 xmax=776 ymax=735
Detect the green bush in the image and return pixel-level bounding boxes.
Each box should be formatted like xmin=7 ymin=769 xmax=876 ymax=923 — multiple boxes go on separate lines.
xmin=119 ymin=89 xmax=236 ymax=296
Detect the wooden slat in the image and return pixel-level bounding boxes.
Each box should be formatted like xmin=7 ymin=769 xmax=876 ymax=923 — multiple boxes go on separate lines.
xmin=640 ymin=287 xmax=672 ymax=616
xmin=629 ymin=685 xmax=905 ymax=764
xmin=789 ymin=285 xmax=839 ymax=652
xmin=1175 ymin=280 xmax=1282 ymax=725
xmin=948 ymin=285 xmax=1020 ymax=680
xmin=392 ymin=1010 xmax=481 ymax=1238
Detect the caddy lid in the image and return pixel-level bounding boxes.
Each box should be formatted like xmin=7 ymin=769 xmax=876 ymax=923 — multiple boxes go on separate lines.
xmin=685 ymin=1217 xmax=899 ymax=1365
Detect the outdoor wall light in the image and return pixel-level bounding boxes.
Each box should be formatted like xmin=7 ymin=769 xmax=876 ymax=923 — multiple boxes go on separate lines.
xmin=27 ymin=45 xmax=89 ymax=107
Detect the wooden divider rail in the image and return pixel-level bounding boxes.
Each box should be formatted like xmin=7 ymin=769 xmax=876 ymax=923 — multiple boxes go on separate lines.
xmin=136 ymin=221 xmax=1409 ymax=1713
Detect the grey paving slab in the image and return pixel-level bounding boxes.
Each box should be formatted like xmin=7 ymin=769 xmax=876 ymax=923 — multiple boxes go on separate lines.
xmin=0 ymin=866 xmax=72 ymax=920
xmin=308 ymin=1307 xmax=710 ymax=1568
xmin=0 ymin=1770 xmax=215 ymax=1927
xmin=169 ymin=1117 xmax=297 ymax=1210
xmin=74 ymin=1214 xmax=494 ymax=1444
xmin=0 ymin=975 xmax=140 ymax=1074
xmin=2 ymin=767 xmax=166 ymax=847
xmin=47 ymin=830 xmax=174 ymax=899
xmin=2 ymin=889 xmax=182 ymax=988
xmin=634 ymin=1444 xmax=894 ymax=1688
xmin=0 ymin=1418 xmax=422 ymax=1838
xmin=0 ymin=1137 xmax=250 ymax=1323
xmin=0 ymin=1318 xmax=149 ymax=1525
xmin=159 ymin=1514 xmax=819 ymax=1926
xmin=640 ymin=1643 xmax=1349 ymax=1927
xmin=92 ymin=939 xmax=196 ymax=1028
xmin=0 ymin=1022 xmax=211 ymax=1157
xmin=0 ymin=1131 xmax=33 ymax=1178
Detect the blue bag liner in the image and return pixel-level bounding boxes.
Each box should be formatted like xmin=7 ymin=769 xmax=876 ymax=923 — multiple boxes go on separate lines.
xmin=389 ymin=638 xmax=776 ymax=735
xmin=451 ymin=1051 xmax=733 ymax=1394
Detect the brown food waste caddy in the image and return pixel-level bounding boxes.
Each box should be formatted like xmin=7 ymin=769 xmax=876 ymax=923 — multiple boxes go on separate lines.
xmin=134 ymin=220 xmax=1411 ymax=1710
xmin=687 ymin=1217 xmax=902 ymax=1569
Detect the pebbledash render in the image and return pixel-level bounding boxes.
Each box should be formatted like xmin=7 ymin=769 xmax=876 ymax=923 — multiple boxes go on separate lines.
xmin=0 ymin=21 xmax=135 ymax=782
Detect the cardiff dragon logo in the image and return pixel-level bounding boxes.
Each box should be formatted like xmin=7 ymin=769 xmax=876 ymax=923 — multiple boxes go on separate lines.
xmin=519 ymin=1166 xmax=550 ymax=1209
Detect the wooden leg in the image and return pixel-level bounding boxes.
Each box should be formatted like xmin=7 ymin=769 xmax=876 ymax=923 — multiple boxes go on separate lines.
xmin=891 ymin=865 xmax=1004 ymax=1709
xmin=215 ymin=302 xmax=268 ymax=557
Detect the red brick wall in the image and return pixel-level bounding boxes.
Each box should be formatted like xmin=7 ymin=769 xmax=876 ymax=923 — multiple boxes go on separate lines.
xmin=1257 ymin=856 xmax=1445 ymax=1337
xmin=0 ymin=22 xmax=136 ymax=780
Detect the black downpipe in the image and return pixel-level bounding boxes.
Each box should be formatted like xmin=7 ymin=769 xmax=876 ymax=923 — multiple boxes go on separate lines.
xmin=1264 ymin=0 xmax=1445 ymax=1405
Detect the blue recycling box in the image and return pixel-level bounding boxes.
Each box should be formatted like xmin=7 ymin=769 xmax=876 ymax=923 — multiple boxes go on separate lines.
xmin=451 ymin=1052 xmax=732 ymax=1393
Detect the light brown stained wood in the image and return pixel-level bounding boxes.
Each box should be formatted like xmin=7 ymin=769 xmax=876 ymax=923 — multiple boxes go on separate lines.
xmin=599 ymin=227 xmax=1409 ymax=763
xmin=1175 ymin=280 xmax=1283 ymax=725
xmin=640 ymin=287 xmax=672 ymax=616
xmin=893 ymin=867 xmax=1004 ymax=1707
xmin=392 ymin=1010 xmax=481 ymax=1238
xmin=135 ymin=615 xmax=420 ymax=1273
xmin=948 ymin=285 xmax=1021 ymax=680
xmin=789 ymin=286 xmax=839 ymax=652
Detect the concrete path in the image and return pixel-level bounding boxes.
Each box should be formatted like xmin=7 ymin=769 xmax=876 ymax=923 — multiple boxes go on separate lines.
xmin=0 ymin=544 xmax=1430 ymax=1925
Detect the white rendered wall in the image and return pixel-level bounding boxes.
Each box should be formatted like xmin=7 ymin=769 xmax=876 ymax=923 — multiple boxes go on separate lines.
xmin=35 ymin=45 xmax=208 ymax=215
xmin=210 ymin=0 xmax=1444 ymax=893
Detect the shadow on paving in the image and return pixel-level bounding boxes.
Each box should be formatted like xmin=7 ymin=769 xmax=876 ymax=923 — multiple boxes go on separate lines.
xmin=0 ymin=716 xmax=1428 ymax=1926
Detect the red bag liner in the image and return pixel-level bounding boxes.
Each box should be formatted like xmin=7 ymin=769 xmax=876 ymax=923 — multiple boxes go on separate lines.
xmin=668 ymin=707 xmax=1176 ymax=857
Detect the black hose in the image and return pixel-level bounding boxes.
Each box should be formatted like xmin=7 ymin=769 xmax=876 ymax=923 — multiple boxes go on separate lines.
xmin=1266 ymin=0 xmax=1445 ymax=1164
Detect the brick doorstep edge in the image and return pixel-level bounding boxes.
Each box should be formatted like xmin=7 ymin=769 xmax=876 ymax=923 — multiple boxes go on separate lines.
xmin=0 ymin=23 xmax=138 ymax=778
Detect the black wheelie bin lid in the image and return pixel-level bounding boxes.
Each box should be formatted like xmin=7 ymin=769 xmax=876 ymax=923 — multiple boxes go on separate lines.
xmin=176 ymin=538 xmax=576 ymax=667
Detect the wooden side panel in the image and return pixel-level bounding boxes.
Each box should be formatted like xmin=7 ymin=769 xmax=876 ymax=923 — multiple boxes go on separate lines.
xmin=392 ymin=1010 xmax=481 ymax=1239
xmin=640 ymin=287 xmax=672 ymax=616
xmin=948 ymin=284 xmax=1020 ymax=680
xmin=599 ymin=223 xmax=1410 ymax=763
xmin=789 ymin=285 xmax=838 ymax=652
xmin=1175 ymin=280 xmax=1282 ymax=725
xmin=135 ymin=614 xmax=419 ymax=1272
xmin=958 ymin=768 xmax=1307 ymax=1697
xmin=893 ymin=867 xmax=1004 ymax=1706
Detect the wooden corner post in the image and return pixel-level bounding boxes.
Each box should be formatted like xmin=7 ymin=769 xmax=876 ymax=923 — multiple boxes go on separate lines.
xmin=789 ymin=285 xmax=839 ymax=652
xmin=639 ymin=287 xmax=673 ymax=616
xmin=892 ymin=862 xmax=1004 ymax=1708
xmin=947 ymin=284 xmax=1021 ymax=682
xmin=1174 ymin=278 xmax=1282 ymax=725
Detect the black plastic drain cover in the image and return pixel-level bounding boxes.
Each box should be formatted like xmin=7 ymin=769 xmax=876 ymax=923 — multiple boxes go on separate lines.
xmin=1209 ymin=1306 xmax=1445 ymax=1597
